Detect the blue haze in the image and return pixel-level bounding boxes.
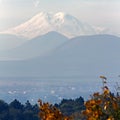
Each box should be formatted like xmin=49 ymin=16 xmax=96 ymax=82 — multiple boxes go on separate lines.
xmin=0 ymin=76 xmax=113 ymax=104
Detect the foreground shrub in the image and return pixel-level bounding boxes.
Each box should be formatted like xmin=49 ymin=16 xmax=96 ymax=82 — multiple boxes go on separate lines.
xmin=38 ymin=99 xmax=73 ymax=120
xmin=83 ymin=76 xmax=120 ymax=120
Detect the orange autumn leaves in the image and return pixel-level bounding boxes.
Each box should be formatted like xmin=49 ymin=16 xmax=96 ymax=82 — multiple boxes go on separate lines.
xmin=38 ymin=99 xmax=72 ymax=120
xmin=83 ymin=98 xmax=102 ymax=120
xmin=83 ymin=89 xmax=119 ymax=120
xmin=82 ymin=76 xmax=120 ymax=120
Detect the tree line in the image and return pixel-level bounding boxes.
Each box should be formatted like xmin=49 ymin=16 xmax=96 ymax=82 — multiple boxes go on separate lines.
xmin=0 ymin=97 xmax=85 ymax=120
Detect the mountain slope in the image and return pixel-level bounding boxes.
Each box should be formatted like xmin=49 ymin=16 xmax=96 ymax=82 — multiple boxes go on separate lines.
xmin=29 ymin=34 xmax=120 ymax=76
xmin=0 ymin=31 xmax=68 ymax=60
xmin=4 ymin=12 xmax=96 ymax=39
xmin=0 ymin=34 xmax=26 ymax=51
xmin=0 ymin=34 xmax=120 ymax=77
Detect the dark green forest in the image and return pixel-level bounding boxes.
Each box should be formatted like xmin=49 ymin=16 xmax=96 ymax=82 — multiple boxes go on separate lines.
xmin=0 ymin=97 xmax=85 ymax=120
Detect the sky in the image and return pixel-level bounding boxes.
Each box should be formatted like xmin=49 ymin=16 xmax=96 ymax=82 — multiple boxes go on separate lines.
xmin=0 ymin=0 xmax=120 ymax=36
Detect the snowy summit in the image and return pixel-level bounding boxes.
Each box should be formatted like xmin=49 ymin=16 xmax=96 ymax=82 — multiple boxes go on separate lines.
xmin=4 ymin=12 xmax=97 ymax=39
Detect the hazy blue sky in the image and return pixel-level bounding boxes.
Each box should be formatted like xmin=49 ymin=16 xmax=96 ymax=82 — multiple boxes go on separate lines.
xmin=0 ymin=0 xmax=120 ymax=35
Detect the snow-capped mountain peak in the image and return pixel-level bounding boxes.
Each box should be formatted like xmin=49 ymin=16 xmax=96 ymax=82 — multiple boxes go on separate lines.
xmin=3 ymin=12 xmax=97 ymax=39
xmin=54 ymin=12 xmax=65 ymax=22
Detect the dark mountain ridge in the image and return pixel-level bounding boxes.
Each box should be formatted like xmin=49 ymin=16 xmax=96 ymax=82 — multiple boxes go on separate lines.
xmin=0 ymin=31 xmax=68 ymax=60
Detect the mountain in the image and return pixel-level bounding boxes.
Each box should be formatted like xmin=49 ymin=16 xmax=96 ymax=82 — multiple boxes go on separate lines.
xmin=0 ymin=34 xmax=26 ymax=51
xmin=0 ymin=34 xmax=120 ymax=77
xmin=3 ymin=12 xmax=96 ymax=39
xmin=0 ymin=31 xmax=68 ymax=60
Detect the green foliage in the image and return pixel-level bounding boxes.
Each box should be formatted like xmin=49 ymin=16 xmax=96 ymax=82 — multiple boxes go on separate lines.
xmin=113 ymin=108 xmax=120 ymax=119
xmin=0 ymin=100 xmax=9 ymax=120
xmin=55 ymin=97 xmax=85 ymax=116
xmin=0 ymin=99 xmax=39 ymax=120
xmin=10 ymin=99 xmax=24 ymax=109
xmin=0 ymin=97 xmax=85 ymax=120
